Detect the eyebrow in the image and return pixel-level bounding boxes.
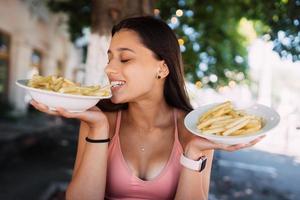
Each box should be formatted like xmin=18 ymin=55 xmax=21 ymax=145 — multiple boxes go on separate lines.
xmin=107 ymin=47 xmax=136 ymax=55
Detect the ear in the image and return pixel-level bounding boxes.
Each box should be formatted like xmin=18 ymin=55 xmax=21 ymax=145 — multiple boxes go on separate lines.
xmin=157 ymin=61 xmax=169 ymax=78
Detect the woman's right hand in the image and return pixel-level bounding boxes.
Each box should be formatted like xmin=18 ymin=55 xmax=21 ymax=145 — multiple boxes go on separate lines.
xmin=30 ymin=100 xmax=109 ymax=136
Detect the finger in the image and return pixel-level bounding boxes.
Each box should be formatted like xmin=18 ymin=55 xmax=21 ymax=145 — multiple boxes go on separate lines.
xmin=30 ymin=99 xmax=39 ymax=107
xmin=248 ymin=135 xmax=266 ymax=146
xmin=44 ymin=109 xmax=61 ymax=116
xmin=56 ymin=107 xmax=76 ymax=118
xmin=89 ymin=106 xmax=100 ymax=111
xmin=30 ymin=100 xmax=60 ymax=116
xmin=30 ymin=100 xmax=46 ymax=112
xmin=36 ymin=102 xmax=49 ymax=111
xmin=186 ymin=136 xmax=217 ymax=151
xmin=221 ymin=135 xmax=266 ymax=151
xmin=30 ymin=100 xmax=48 ymax=110
xmin=56 ymin=107 xmax=84 ymax=119
xmin=216 ymin=142 xmax=247 ymax=151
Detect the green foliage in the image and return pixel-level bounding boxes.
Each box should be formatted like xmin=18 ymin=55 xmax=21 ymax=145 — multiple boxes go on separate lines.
xmin=48 ymin=0 xmax=91 ymax=41
xmin=47 ymin=0 xmax=300 ymax=88
xmin=247 ymin=0 xmax=300 ymax=61
xmin=156 ymin=0 xmax=300 ymax=87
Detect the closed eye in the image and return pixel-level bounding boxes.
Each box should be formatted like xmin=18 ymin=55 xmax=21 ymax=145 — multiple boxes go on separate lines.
xmin=121 ymin=59 xmax=130 ymax=63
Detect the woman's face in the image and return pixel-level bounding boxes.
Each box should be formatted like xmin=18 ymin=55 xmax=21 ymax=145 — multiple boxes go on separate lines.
xmin=105 ymin=30 xmax=162 ymax=104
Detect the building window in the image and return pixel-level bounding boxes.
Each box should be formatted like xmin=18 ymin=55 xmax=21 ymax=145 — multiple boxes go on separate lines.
xmin=28 ymin=49 xmax=43 ymax=78
xmin=0 ymin=31 xmax=10 ymax=102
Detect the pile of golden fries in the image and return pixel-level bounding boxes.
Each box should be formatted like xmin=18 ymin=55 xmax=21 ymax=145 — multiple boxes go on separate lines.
xmin=197 ymin=101 xmax=263 ymax=136
xmin=27 ymin=75 xmax=110 ymax=97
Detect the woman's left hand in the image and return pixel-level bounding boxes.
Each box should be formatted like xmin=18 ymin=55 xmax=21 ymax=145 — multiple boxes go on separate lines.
xmin=184 ymin=135 xmax=265 ymax=160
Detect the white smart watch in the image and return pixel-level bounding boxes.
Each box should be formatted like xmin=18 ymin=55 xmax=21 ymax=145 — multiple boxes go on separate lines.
xmin=180 ymin=153 xmax=207 ymax=172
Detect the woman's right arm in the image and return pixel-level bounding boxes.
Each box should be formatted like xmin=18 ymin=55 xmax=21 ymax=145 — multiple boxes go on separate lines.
xmin=68 ymin=110 xmax=116 ymax=200
xmin=66 ymin=121 xmax=109 ymax=200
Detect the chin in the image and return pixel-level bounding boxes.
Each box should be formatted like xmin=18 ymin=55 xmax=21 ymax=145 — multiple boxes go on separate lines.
xmin=111 ymin=96 xmax=126 ymax=104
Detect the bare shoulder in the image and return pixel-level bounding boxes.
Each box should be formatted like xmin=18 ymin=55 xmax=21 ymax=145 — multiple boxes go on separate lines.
xmin=103 ymin=111 xmax=118 ymax=138
xmin=176 ymin=109 xmax=195 ymax=150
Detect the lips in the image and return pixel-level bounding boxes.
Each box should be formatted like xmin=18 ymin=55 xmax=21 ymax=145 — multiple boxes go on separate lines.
xmin=110 ymin=80 xmax=126 ymax=90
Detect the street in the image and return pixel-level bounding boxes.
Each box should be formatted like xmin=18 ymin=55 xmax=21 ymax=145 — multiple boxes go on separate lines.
xmin=210 ymin=150 xmax=300 ymax=200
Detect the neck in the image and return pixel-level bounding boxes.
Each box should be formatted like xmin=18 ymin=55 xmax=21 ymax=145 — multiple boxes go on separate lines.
xmin=125 ymin=99 xmax=173 ymax=132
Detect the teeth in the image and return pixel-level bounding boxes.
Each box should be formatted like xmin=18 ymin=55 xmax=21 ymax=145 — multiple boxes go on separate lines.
xmin=111 ymin=81 xmax=125 ymax=87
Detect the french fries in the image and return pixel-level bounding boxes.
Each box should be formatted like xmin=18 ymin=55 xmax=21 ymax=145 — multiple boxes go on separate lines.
xmin=197 ymin=101 xmax=263 ymax=136
xmin=27 ymin=74 xmax=110 ymax=97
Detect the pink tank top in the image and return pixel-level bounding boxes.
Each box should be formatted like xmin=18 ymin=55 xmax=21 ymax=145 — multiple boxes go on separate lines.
xmin=105 ymin=110 xmax=183 ymax=200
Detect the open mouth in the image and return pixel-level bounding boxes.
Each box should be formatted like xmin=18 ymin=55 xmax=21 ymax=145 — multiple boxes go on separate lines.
xmin=111 ymin=81 xmax=126 ymax=89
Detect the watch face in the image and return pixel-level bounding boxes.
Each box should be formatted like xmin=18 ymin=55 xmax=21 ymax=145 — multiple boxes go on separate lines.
xmin=200 ymin=157 xmax=207 ymax=172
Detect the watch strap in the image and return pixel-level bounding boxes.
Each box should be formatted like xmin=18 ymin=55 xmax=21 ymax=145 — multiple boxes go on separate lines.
xmin=180 ymin=153 xmax=207 ymax=172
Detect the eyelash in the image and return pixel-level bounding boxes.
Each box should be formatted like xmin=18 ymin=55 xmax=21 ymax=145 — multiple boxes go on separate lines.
xmin=120 ymin=59 xmax=130 ymax=63
xmin=107 ymin=58 xmax=131 ymax=64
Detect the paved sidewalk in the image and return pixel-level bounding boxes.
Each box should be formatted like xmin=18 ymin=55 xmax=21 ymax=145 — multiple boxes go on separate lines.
xmin=210 ymin=150 xmax=300 ymax=200
xmin=0 ymin=111 xmax=79 ymax=200
xmin=0 ymin=111 xmax=64 ymax=141
xmin=0 ymin=111 xmax=70 ymax=167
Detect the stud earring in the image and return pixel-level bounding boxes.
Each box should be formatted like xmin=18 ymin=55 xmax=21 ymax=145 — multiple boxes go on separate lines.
xmin=156 ymin=74 xmax=161 ymax=79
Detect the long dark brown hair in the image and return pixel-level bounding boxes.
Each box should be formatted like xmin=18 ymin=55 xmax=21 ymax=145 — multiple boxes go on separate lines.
xmin=97 ymin=16 xmax=193 ymax=112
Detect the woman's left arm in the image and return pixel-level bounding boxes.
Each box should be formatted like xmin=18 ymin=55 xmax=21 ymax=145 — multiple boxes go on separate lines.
xmin=175 ymin=147 xmax=214 ymax=200
xmin=175 ymin=110 xmax=265 ymax=200
xmin=175 ymin=135 xmax=264 ymax=200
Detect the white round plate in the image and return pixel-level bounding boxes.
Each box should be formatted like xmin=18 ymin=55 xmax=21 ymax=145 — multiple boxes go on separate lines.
xmin=184 ymin=103 xmax=280 ymax=145
xmin=16 ymin=79 xmax=112 ymax=112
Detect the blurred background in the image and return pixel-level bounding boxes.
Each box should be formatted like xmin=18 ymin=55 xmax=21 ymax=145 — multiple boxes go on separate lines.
xmin=0 ymin=0 xmax=300 ymax=199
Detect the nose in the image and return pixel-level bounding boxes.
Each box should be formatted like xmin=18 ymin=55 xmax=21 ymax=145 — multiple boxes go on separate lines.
xmin=104 ymin=61 xmax=118 ymax=76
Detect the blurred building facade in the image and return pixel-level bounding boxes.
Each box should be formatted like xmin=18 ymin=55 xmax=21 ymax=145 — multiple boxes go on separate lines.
xmin=0 ymin=0 xmax=81 ymax=114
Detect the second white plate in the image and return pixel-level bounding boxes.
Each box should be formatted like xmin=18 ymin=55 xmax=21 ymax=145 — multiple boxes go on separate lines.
xmin=184 ymin=103 xmax=280 ymax=145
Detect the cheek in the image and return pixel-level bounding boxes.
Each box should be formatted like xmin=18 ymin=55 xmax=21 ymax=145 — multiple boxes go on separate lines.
xmin=127 ymin=67 xmax=155 ymax=88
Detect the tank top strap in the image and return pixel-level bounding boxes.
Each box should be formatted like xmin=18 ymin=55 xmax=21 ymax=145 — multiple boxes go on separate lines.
xmin=114 ymin=110 xmax=122 ymax=136
xmin=173 ymin=108 xmax=179 ymax=140
xmin=108 ymin=110 xmax=122 ymax=152
xmin=173 ymin=108 xmax=183 ymax=153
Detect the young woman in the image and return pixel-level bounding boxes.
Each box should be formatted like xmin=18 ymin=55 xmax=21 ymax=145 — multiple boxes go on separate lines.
xmin=30 ymin=16 xmax=263 ymax=200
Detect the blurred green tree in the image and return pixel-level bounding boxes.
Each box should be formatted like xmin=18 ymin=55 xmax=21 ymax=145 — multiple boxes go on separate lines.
xmin=48 ymin=0 xmax=154 ymax=39
xmin=157 ymin=0 xmax=300 ymax=87
xmin=48 ymin=0 xmax=300 ymax=88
